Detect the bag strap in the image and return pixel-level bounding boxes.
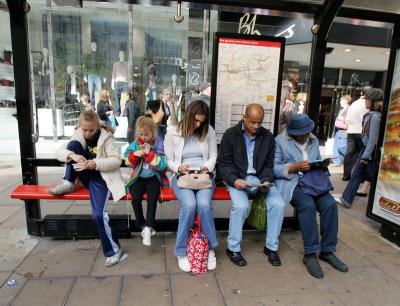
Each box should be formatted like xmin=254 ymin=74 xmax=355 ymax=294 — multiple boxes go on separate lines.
xmin=195 ymin=214 xmax=201 ymax=233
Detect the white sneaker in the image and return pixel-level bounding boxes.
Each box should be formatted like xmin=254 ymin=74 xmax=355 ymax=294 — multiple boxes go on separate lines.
xmin=177 ymin=256 xmax=191 ymax=272
xmin=105 ymin=249 xmax=122 ymax=267
xmin=151 ymin=228 xmax=156 ymax=236
xmin=207 ymin=249 xmax=217 ymax=270
xmin=141 ymin=226 xmax=152 ymax=246
xmin=48 ymin=182 xmax=74 ymax=195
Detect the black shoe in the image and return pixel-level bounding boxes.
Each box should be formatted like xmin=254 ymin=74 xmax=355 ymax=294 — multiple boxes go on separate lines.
xmin=263 ymin=247 xmax=282 ymax=266
xmin=342 ymin=176 xmax=350 ymax=181
xmin=303 ymin=255 xmax=324 ymax=279
xmin=226 ymin=248 xmax=247 ymax=266
xmin=319 ymin=252 xmax=349 ymax=272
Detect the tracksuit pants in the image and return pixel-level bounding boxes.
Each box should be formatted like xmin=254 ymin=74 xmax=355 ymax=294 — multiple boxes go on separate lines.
xmin=64 ymin=141 xmax=120 ymax=257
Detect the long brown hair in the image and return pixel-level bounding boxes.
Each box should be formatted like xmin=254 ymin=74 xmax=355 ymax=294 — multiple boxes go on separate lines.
xmin=78 ymin=109 xmax=113 ymax=133
xmin=177 ymin=100 xmax=209 ymax=141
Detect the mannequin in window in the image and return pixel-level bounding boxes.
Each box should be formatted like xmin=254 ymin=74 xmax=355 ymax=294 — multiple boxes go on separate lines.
xmin=37 ymin=47 xmax=50 ymax=106
xmin=65 ymin=65 xmax=80 ymax=104
xmin=83 ymin=42 xmax=106 ymax=107
xmin=145 ymin=63 xmax=157 ymax=102
xmin=111 ymin=51 xmax=128 ymax=116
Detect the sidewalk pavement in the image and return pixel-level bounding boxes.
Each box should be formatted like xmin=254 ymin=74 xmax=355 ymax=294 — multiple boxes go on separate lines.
xmin=0 ymin=155 xmax=399 ymax=306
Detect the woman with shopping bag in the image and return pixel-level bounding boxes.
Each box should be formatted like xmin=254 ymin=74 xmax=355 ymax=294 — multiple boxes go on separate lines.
xmin=97 ymin=89 xmax=119 ymax=131
xmin=164 ymin=100 xmax=219 ymax=273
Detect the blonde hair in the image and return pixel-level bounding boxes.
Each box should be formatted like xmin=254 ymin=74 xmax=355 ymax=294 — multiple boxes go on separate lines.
xmin=78 ymin=110 xmax=113 ymax=133
xmin=99 ymin=88 xmax=109 ymax=102
xmin=135 ymin=116 xmax=157 ymax=140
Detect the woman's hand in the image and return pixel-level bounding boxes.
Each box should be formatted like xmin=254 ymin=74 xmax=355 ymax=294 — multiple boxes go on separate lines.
xmin=70 ymin=153 xmax=87 ymax=164
xmin=360 ymin=159 xmax=368 ymax=165
xmin=75 ymin=160 xmax=96 ymax=171
xmin=289 ymin=160 xmax=310 ymax=173
xmin=200 ymin=166 xmax=209 ymax=173
xmin=178 ymin=164 xmax=190 ymax=173
xmin=106 ymin=110 xmax=114 ymax=116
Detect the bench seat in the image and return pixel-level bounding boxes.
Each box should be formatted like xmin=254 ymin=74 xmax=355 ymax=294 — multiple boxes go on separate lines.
xmin=10 ymin=185 xmax=232 ymax=201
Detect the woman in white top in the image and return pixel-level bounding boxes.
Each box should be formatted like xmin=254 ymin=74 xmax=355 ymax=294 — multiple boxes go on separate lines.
xmin=164 ymin=100 xmax=218 ymax=272
xmin=332 ymin=95 xmax=351 ymax=166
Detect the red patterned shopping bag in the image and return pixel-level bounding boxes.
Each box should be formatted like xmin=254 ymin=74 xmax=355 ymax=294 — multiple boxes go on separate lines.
xmin=187 ymin=215 xmax=209 ymax=274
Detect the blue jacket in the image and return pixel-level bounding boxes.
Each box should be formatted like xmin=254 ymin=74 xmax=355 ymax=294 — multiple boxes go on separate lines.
xmin=274 ymin=130 xmax=321 ymax=204
xmin=361 ymin=111 xmax=381 ymax=160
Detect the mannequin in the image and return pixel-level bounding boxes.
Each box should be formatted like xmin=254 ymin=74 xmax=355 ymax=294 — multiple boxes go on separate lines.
xmin=37 ymin=47 xmax=50 ymax=106
xmin=111 ymin=51 xmax=128 ymax=116
xmin=83 ymin=42 xmax=105 ymax=106
xmin=65 ymin=65 xmax=80 ymax=104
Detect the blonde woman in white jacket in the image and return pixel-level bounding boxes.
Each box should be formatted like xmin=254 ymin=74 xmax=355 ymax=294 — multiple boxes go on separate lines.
xmin=164 ymin=100 xmax=219 ymax=272
xmin=49 ymin=110 xmax=126 ymax=267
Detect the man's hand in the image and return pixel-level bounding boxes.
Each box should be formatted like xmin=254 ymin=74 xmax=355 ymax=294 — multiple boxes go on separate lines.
xmin=289 ymin=160 xmax=310 ymax=173
xmin=178 ymin=164 xmax=190 ymax=173
xmin=258 ymin=182 xmax=271 ymax=193
xmin=234 ymin=179 xmax=250 ymax=190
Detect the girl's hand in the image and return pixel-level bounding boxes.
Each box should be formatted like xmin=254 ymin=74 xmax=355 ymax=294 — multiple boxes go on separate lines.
xmin=178 ymin=164 xmax=190 ymax=173
xmin=134 ymin=150 xmax=145 ymax=157
xmin=84 ymin=160 xmax=96 ymax=170
xmin=142 ymin=143 xmax=151 ymax=154
xmin=70 ymin=153 xmax=87 ymax=164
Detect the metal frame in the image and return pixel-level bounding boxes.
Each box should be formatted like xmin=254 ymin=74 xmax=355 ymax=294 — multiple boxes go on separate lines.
xmin=366 ymin=22 xmax=400 ymax=246
xmin=6 ymin=0 xmax=400 ymax=238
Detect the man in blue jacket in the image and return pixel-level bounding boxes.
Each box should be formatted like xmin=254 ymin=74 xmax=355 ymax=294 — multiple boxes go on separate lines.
xmin=217 ymin=103 xmax=286 ymax=267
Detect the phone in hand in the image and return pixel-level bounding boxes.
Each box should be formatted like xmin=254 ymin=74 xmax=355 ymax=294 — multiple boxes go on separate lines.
xmin=248 ymin=182 xmax=274 ymax=188
xmin=309 ymin=158 xmax=331 ymax=168
xmin=72 ymin=163 xmax=85 ymax=170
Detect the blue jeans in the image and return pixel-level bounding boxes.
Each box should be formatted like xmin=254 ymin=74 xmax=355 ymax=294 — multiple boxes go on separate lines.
xmin=88 ymin=74 xmax=102 ymax=106
xmin=342 ymin=149 xmax=372 ymax=205
xmin=226 ymin=175 xmax=286 ymax=252
xmin=291 ymin=186 xmax=338 ymax=255
xmin=172 ymin=175 xmax=219 ymax=256
xmin=333 ymin=130 xmax=347 ymax=165
xmin=114 ymin=81 xmax=128 ymax=115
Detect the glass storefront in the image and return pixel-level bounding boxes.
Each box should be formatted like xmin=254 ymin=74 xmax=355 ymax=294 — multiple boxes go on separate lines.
xmin=23 ymin=1 xmax=314 ymax=140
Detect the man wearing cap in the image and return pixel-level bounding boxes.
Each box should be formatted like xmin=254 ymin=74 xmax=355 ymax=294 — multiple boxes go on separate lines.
xmin=274 ymin=114 xmax=348 ymax=279
xmin=217 ymin=103 xmax=286 ymax=267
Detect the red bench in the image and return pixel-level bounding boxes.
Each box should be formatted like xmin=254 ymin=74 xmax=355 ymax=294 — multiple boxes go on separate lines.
xmin=10 ymin=185 xmax=231 ymax=201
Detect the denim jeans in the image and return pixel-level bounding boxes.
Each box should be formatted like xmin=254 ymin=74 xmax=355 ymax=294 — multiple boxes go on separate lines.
xmin=114 ymin=81 xmax=128 ymax=115
xmin=88 ymin=74 xmax=102 ymax=107
xmin=342 ymin=149 xmax=372 ymax=205
xmin=226 ymin=175 xmax=286 ymax=252
xmin=172 ymin=175 xmax=219 ymax=256
xmin=333 ymin=131 xmax=347 ymax=166
xmin=291 ymin=186 xmax=338 ymax=255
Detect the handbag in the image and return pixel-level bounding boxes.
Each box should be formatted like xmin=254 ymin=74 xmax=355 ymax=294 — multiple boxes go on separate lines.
xmin=297 ymin=168 xmax=333 ymax=197
xmin=187 ymin=215 xmax=209 ymax=274
xmin=177 ymin=170 xmax=213 ymax=190
xmin=247 ymin=193 xmax=267 ymax=230
xmin=108 ymin=114 xmax=118 ymax=130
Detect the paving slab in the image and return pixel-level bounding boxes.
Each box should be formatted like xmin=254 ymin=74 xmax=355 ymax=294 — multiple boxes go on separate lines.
xmin=365 ymin=254 xmax=400 ymax=282
xmin=171 ymin=272 xmax=225 ymax=306
xmin=90 ymin=236 xmax=166 ymax=277
xmin=65 ymin=276 xmax=121 ymax=306
xmin=120 ymin=274 xmax=170 ymax=306
xmin=0 ymin=205 xmax=22 ymax=225
xmin=16 ymin=239 xmax=99 ymax=278
xmin=225 ymin=292 xmax=347 ymax=306
xmin=0 ymin=272 xmax=11 ymax=287
xmin=315 ymin=266 xmax=400 ymax=306
xmin=12 ymin=278 xmax=72 ymax=306
xmin=0 ymin=273 xmax=28 ymax=305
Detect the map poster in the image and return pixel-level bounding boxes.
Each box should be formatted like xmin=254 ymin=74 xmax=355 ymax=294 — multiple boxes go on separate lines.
xmin=369 ymin=48 xmax=400 ymax=226
xmin=211 ymin=33 xmax=285 ymax=142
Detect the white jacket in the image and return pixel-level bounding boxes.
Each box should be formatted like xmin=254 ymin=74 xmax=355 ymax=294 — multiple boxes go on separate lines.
xmin=345 ymin=97 xmax=367 ymax=134
xmin=55 ymin=128 xmax=126 ymax=202
xmin=164 ymin=125 xmax=218 ymax=173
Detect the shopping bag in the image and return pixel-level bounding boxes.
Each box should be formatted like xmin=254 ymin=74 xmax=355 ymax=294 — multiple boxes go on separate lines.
xmin=247 ymin=193 xmax=267 ymax=230
xmin=324 ymin=138 xmax=334 ymax=157
xmin=187 ymin=214 xmax=209 ymax=274
xmin=109 ymin=114 xmax=118 ymax=130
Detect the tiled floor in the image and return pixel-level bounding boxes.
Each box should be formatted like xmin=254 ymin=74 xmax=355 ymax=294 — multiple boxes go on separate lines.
xmin=0 ymin=156 xmax=399 ymax=306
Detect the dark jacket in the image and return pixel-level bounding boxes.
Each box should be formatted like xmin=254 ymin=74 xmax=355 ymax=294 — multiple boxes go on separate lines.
xmin=146 ymin=99 xmax=170 ymax=126
xmin=217 ymin=121 xmax=275 ymax=187
xmin=97 ymin=100 xmax=112 ymax=122
xmin=124 ymin=99 xmax=141 ymax=130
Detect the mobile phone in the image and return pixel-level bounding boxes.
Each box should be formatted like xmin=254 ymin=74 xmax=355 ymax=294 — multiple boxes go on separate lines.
xmin=190 ymin=167 xmax=201 ymax=171
xmin=72 ymin=163 xmax=84 ymax=169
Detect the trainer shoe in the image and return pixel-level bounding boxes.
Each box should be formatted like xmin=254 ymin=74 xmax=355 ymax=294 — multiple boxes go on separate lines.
xmin=105 ymin=249 xmax=122 ymax=267
xmin=48 ymin=183 xmax=74 ymax=195
xmin=141 ymin=226 xmax=152 ymax=246
xmin=208 ymin=249 xmax=217 ymax=270
xmin=177 ymin=256 xmax=191 ymax=272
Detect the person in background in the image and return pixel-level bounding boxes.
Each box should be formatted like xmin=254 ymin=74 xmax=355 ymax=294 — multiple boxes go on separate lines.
xmin=124 ymin=91 xmax=142 ymax=144
xmin=278 ymin=80 xmax=295 ymax=133
xmin=164 ymin=100 xmax=219 ymax=273
xmin=124 ymin=116 xmax=168 ymax=246
xmin=332 ymin=95 xmax=352 ymax=166
xmin=274 ymin=114 xmax=348 ymax=279
xmin=339 ymin=88 xmax=384 ymax=208
xmin=48 ymin=110 xmax=126 ymax=267
xmin=79 ymin=94 xmax=92 ymax=112
xmin=343 ymin=90 xmax=368 ymax=180
xmin=97 ymin=89 xmax=114 ymax=127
